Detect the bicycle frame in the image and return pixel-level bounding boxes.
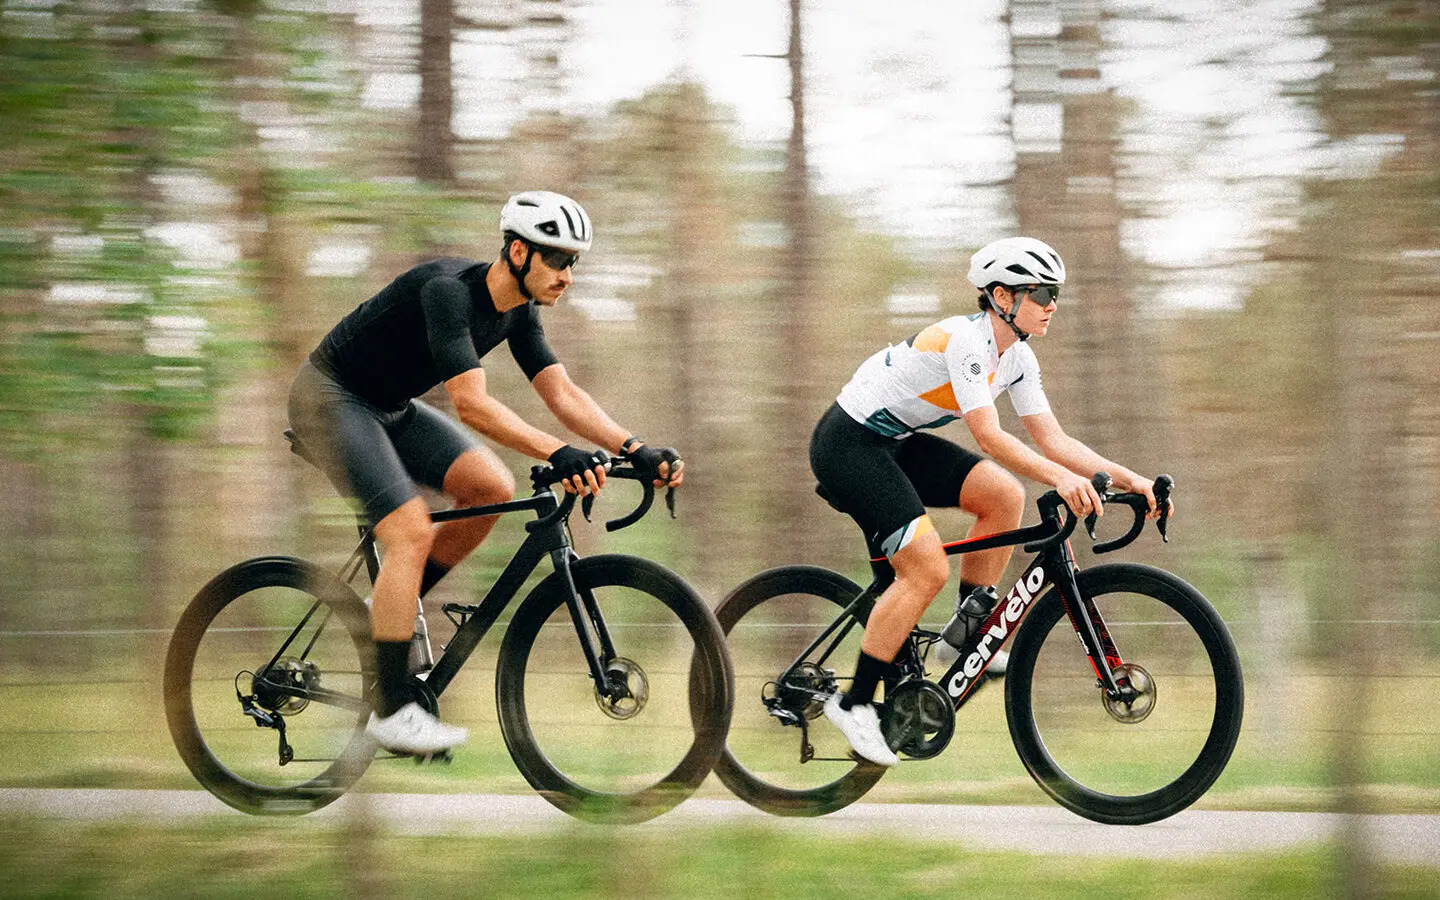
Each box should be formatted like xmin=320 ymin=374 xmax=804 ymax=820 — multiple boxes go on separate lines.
xmin=777 ymin=503 xmax=1136 ymax=720
xmin=259 ymin=487 xmax=628 ymax=711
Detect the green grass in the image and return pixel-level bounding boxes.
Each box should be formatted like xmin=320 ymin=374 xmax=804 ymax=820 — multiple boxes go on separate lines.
xmin=4 ymin=662 xmax=1440 ymax=814
xmin=0 ymin=814 xmax=1437 ymax=899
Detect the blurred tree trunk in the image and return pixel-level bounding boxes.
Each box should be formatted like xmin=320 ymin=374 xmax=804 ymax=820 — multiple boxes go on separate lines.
xmin=1009 ymin=0 xmax=1141 ymax=459
xmin=773 ymin=0 xmax=822 ymax=566
xmin=509 ymin=0 xmax=579 ymax=187
xmin=221 ymin=3 xmax=313 ymax=560
xmin=1310 ymin=3 xmax=1440 ymax=895
xmin=416 ymin=0 xmax=456 ymax=185
xmin=658 ymin=84 xmax=726 ymax=592
xmin=114 ymin=4 xmax=175 ymax=650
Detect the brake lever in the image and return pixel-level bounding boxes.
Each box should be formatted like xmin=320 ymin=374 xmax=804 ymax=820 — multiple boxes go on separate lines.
xmin=665 ymin=486 xmax=676 ymax=519
xmin=1084 ymin=471 xmax=1112 ymax=541
xmin=1154 ymin=474 xmax=1174 ymax=542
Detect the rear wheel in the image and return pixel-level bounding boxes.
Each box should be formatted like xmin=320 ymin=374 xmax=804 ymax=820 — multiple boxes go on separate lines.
xmin=164 ymin=557 xmax=375 ymax=815
xmin=712 ymin=566 xmax=887 ymax=817
xmin=1006 ymin=563 xmax=1244 ymax=825
xmin=496 ymin=555 xmax=733 ymax=824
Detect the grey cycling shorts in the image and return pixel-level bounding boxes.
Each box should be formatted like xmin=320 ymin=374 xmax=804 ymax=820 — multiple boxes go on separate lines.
xmin=287 ymin=361 xmax=482 ymax=525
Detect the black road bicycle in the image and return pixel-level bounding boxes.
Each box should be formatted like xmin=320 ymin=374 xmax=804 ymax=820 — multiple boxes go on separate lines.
xmin=714 ymin=474 xmax=1243 ymax=825
xmin=164 ymin=436 xmax=733 ymax=824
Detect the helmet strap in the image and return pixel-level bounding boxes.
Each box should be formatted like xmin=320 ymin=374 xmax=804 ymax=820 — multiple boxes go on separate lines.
xmin=505 ymin=241 xmax=536 ymax=301
xmin=992 ymin=287 xmax=1030 ymax=342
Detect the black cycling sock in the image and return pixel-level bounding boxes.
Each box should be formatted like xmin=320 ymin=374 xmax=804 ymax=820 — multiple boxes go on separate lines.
xmin=418 ymin=559 xmax=452 ymax=598
xmin=374 ymin=640 xmax=411 ymax=717
xmin=841 ymin=651 xmax=891 ymax=710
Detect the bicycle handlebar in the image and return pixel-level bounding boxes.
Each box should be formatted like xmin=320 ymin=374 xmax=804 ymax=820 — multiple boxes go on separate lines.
xmin=1022 ymin=484 xmax=1086 ymax=553
xmin=1082 ymin=472 xmax=1175 ymax=554
xmin=1022 ymin=472 xmax=1174 ymax=554
xmin=525 ymin=449 xmax=678 ymax=533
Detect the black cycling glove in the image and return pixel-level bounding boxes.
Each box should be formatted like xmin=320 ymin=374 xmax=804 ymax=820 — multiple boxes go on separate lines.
xmin=626 ymin=443 xmax=681 ymax=483
xmin=547 ymin=445 xmax=603 ymax=484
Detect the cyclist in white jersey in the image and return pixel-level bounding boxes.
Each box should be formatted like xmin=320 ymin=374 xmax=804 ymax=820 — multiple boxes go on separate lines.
xmin=811 ymin=236 xmax=1170 ymax=766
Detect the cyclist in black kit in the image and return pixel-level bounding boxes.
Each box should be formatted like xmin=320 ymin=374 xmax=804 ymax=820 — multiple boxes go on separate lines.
xmin=288 ymin=191 xmax=684 ymax=755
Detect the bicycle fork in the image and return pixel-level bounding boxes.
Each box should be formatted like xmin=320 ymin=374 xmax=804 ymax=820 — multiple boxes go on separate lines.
xmin=551 ymin=549 xmax=626 ymax=702
xmin=1044 ymin=545 xmax=1134 ymax=704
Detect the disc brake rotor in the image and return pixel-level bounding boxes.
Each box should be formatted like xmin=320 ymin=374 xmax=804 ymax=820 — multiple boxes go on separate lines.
xmin=252 ymin=657 xmax=319 ymax=715
xmin=1103 ymin=662 xmax=1156 ymax=723
xmin=596 ymin=657 xmax=648 ymax=721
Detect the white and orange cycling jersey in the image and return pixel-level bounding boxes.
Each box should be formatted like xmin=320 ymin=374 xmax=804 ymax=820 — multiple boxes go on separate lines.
xmin=836 ymin=311 xmax=1050 ymax=438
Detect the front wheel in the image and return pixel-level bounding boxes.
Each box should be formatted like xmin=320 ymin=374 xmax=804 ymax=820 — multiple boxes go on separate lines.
xmin=495 ymin=555 xmax=733 ymax=824
xmin=164 ymin=557 xmax=376 ymax=815
xmin=1006 ymin=563 xmax=1244 ymax=825
xmin=712 ymin=566 xmax=887 ymax=817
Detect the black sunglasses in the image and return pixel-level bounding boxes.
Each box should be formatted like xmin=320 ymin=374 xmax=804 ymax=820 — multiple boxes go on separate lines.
xmin=1015 ymin=284 xmax=1060 ymax=305
xmin=530 ymin=243 xmax=580 ymax=271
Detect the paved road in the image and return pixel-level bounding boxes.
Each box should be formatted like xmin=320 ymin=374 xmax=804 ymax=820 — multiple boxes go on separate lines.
xmin=1 ymin=789 xmax=1436 ymax=866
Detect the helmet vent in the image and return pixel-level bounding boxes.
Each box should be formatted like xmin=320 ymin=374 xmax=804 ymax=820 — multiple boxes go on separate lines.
xmin=537 ymin=221 xmax=560 ymax=237
xmin=1024 ymin=250 xmax=1055 ymax=273
xmin=517 ymin=199 xmax=539 ymax=207
xmin=560 ymin=206 xmax=588 ymax=241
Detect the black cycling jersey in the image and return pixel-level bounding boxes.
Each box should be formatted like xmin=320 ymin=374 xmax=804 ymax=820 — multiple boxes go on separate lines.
xmin=309 ymin=258 xmax=559 ymax=411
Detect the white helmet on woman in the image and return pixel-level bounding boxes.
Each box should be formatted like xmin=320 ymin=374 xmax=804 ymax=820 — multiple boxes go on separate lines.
xmin=499 ymin=191 xmax=592 ymax=252
xmin=966 ymin=236 xmax=1066 ymax=289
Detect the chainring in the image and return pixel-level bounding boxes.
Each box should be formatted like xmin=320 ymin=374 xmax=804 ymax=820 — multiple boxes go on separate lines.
xmin=881 ymin=678 xmax=954 ymax=760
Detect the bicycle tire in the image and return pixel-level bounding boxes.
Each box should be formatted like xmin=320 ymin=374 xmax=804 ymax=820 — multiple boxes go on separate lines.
xmin=495 ymin=554 xmax=733 ymax=824
xmin=164 ymin=556 xmax=376 ymax=815
xmin=712 ymin=565 xmax=887 ymax=817
xmin=1006 ymin=563 xmax=1244 ymax=825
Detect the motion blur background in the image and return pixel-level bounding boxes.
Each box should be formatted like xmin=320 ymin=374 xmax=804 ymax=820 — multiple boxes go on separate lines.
xmin=1 ymin=0 xmax=1437 ymax=894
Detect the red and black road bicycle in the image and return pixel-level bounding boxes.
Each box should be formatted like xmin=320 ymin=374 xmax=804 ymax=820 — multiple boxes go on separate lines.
xmin=714 ymin=474 xmax=1244 ymax=824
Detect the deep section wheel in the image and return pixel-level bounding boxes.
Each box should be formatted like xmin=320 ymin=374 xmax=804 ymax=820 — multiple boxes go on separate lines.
xmin=496 ymin=555 xmax=732 ymax=824
xmin=1006 ymin=563 xmax=1244 ymax=825
xmin=712 ymin=565 xmax=887 ymax=817
xmin=164 ymin=556 xmax=375 ymax=815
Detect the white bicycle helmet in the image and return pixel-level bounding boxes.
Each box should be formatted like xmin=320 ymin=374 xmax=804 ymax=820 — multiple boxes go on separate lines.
xmin=499 ymin=191 xmax=592 ymax=252
xmin=966 ymin=236 xmax=1066 ymax=289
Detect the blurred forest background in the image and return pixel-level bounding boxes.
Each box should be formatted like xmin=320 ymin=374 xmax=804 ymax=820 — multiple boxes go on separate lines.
xmin=0 ymin=0 xmax=1437 ymax=889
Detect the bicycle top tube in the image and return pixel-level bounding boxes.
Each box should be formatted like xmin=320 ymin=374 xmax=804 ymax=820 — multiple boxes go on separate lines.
xmin=428 ymin=494 xmax=552 ymax=524
xmin=864 ymin=472 xmax=1172 ymax=564
xmin=866 ymin=490 xmax=1074 ymax=565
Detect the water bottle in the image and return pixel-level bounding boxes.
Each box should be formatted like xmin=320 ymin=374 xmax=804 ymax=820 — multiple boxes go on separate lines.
xmin=932 ymin=585 xmax=998 ymax=668
xmin=409 ymin=600 xmax=435 ymax=676
xmin=364 ymin=593 xmax=435 ymax=675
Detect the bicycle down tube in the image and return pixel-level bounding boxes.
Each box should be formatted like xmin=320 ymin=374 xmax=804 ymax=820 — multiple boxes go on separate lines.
xmin=253 ymin=487 xmax=625 ymax=714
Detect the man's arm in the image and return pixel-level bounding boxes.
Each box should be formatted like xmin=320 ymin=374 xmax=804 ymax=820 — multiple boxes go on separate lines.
xmin=445 ymin=368 xmax=566 ymax=458
xmin=446 ymin=367 xmax=607 ymax=495
xmin=1022 ymin=411 xmax=1164 ymax=517
xmin=531 ymin=364 xmax=630 ymax=453
xmin=532 ymin=364 xmax=684 ymax=486
xmin=964 ymin=406 xmax=1101 ymax=516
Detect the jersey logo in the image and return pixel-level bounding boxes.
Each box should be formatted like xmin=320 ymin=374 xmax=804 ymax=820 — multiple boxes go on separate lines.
xmin=959 ymin=351 xmax=985 ymax=385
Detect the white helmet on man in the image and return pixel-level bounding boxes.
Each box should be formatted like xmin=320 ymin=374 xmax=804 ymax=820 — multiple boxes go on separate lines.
xmin=966 ymin=236 xmax=1066 ymax=289
xmin=499 ymin=191 xmax=592 ymax=252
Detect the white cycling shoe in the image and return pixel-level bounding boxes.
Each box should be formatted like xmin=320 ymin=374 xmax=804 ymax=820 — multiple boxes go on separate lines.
xmin=823 ymin=694 xmax=899 ymax=767
xmin=365 ymin=703 xmax=468 ymax=755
